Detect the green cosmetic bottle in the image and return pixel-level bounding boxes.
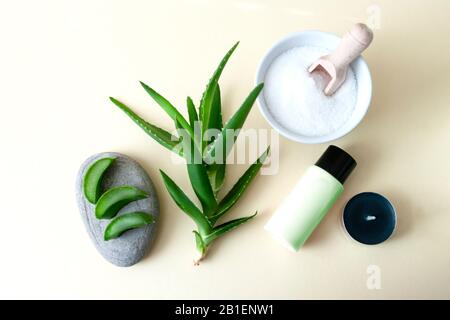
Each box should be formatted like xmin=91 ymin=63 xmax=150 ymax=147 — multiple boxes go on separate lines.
xmin=265 ymin=145 xmax=356 ymax=251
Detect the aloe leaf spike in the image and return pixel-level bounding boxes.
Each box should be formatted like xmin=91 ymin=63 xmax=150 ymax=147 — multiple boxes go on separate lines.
xmin=110 ymin=97 xmax=182 ymax=156
xmin=203 ymin=212 xmax=257 ymax=246
xmin=200 ymin=42 xmax=239 ymax=151
xmin=206 ymin=83 xmax=264 ymax=165
xmin=140 ymin=81 xmax=194 ymax=139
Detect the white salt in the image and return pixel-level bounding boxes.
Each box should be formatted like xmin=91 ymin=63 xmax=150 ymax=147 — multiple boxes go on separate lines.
xmin=264 ymin=46 xmax=357 ymax=137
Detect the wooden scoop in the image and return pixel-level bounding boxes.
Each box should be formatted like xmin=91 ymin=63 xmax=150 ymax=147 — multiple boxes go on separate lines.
xmin=308 ymin=23 xmax=373 ymax=96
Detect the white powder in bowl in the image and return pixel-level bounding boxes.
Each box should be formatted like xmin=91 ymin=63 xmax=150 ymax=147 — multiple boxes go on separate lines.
xmin=264 ymin=46 xmax=357 ymax=137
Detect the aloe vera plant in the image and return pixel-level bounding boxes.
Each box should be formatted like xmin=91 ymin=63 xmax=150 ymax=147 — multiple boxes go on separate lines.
xmin=110 ymin=42 xmax=269 ymax=264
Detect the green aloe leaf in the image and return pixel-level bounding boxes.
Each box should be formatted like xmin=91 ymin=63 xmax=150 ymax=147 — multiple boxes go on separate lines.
xmin=193 ymin=230 xmax=206 ymax=255
xmin=187 ymin=97 xmax=201 ymax=145
xmin=211 ymin=85 xmax=223 ymax=129
xmin=206 ymin=83 xmax=264 ymax=166
xmin=140 ymin=81 xmax=194 ymax=139
xmin=176 ymin=119 xmax=217 ymax=216
xmin=207 ymin=84 xmax=223 ymax=142
xmin=203 ymin=212 xmax=257 ymax=246
xmin=160 ymin=170 xmax=211 ymax=235
xmin=200 ymin=42 xmax=239 ymax=151
xmin=187 ymin=96 xmax=198 ymax=128
xmin=210 ymin=147 xmax=269 ymax=225
xmin=207 ymin=164 xmax=226 ymax=197
xmin=110 ymin=97 xmax=182 ymax=156
xmin=205 ymin=85 xmax=225 ymax=195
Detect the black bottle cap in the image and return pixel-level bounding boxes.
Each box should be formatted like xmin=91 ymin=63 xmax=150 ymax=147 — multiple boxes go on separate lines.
xmin=315 ymin=145 xmax=356 ymax=184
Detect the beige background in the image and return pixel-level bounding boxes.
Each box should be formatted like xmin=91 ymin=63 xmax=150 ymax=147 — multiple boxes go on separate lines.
xmin=1 ymin=0 xmax=449 ymax=299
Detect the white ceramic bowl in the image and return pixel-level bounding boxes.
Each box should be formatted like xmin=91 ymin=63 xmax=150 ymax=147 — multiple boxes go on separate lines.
xmin=255 ymin=31 xmax=372 ymax=144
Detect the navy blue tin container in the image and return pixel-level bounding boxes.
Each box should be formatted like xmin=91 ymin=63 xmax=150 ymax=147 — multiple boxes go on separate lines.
xmin=343 ymin=192 xmax=397 ymax=245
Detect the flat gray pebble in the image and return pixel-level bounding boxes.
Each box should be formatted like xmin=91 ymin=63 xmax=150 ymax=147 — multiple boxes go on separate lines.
xmin=76 ymin=152 xmax=159 ymax=267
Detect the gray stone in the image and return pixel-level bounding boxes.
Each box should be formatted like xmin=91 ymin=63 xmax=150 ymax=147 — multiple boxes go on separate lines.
xmin=76 ymin=152 xmax=159 ymax=267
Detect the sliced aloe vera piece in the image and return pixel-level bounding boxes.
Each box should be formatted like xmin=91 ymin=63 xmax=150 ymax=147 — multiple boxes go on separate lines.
xmin=83 ymin=157 xmax=116 ymax=204
xmin=95 ymin=186 xmax=148 ymax=219
xmin=104 ymin=212 xmax=155 ymax=241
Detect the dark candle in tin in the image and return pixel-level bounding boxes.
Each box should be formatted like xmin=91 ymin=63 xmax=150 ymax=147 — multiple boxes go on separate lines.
xmin=343 ymin=192 xmax=396 ymax=245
